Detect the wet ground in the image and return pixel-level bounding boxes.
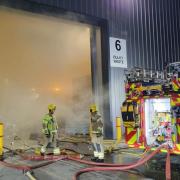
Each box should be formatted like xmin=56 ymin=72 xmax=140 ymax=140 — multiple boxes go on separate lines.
xmin=106 ymin=149 xmax=180 ymax=180
xmin=1 ymin=140 xmax=180 ymax=180
xmin=0 ymin=156 xmax=150 ymax=180
xmin=0 ymin=150 xmax=157 ymax=180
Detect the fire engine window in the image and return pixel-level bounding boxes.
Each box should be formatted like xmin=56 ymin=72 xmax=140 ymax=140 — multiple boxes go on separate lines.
xmin=145 ymin=98 xmax=172 ymax=146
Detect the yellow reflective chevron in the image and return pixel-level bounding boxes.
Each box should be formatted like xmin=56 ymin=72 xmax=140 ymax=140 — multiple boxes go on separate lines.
xmin=126 ymin=128 xmax=137 ymax=145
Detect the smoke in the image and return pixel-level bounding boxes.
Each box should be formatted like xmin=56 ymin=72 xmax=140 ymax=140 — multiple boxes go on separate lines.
xmin=0 ymin=8 xmax=93 ymax=145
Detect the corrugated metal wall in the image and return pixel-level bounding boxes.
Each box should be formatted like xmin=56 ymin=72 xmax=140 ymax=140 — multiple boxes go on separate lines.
xmin=109 ymin=68 xmax=126 ymax=136
xmin=31 ymin=0 xmax=180 ymax=69
xmin=29 ymin=0 xmax=180 ymax=138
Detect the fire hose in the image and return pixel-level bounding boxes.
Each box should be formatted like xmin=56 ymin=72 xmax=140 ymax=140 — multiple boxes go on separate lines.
xmin=0 ymin=145 xmax=171 ymax=180
xmin=72 ymin=145 xmax=171 ymax=180
xmin=19 ymin=145 xmax=171 ymax=179
xmin=0 ymin=156 xmax=67 ymax=180
xmin=20 ymin=154 xmax=68 ymax=161
xmin=18 ymin=146 xmax=151 ymax=166
xmin=0 ymin=155 xmax=67 ymax=170
xmin=68 ymin=156 xmax=135 ymax=167
xmin=67 ymin=145 xmax=152 ymax=167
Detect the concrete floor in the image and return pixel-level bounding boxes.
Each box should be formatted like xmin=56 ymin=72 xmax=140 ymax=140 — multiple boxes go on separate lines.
xmin=2 ymin=151 xmax=180 ymax=180
xmin=0 ymin=150 xmax=151 ymax=180
xmin=0 ymin=158 xmax=149 ymax=180
xmin=1 ymin=140 xmax=180 ymax=180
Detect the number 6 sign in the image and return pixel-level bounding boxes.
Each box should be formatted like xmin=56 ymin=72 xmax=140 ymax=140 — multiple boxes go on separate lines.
xmin=109 ymin=37 xmax=127 ymax=68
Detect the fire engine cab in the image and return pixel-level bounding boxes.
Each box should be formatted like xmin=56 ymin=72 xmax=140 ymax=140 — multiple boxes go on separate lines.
xmin=121 ymin=62 xmax=180 ymax=154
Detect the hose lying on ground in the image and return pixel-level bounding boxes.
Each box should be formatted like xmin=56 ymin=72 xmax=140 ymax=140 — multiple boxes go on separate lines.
xmin=166 ymin=148 xmax=171 ymax=180
xmin=0 ymin=156 xmax=67 ymax=171
xmin=0 ymin=155 xmax=67 ymax=180
xmin=73 ymin=145 xmax=171 ymax=180
xmin=19 ymin=153 xmax=138 ymax=166
xmin=67 ymin=146 xmax=153 ymax=167
xmin=68 ymin=156 xmax=135 ymax=167
xmin=0 ymin=154 xmax=145 ymax=179
xmin=19 ymin=145 xmax=170 ymax=180
xmin=0 ymin=144 xmax=171 ymax=180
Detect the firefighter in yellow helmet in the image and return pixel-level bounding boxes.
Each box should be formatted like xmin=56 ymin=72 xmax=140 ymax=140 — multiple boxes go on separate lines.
xmin=40 ymin=104 xmax=60 ymax=155
xmin=90 ymin=104 xmax=104 ymax=162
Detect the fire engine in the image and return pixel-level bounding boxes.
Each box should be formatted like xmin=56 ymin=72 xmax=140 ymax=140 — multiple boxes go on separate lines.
xmin=121 ymin=62 xmax=180 ymax=154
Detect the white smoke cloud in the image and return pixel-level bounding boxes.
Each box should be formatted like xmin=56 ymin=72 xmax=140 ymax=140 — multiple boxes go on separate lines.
xmin=0 ymin=8 xmax=93 ymax=146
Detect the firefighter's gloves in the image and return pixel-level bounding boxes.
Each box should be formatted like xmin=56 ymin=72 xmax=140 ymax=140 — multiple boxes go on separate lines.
xmin=45 ymin=134 xmax=50 ymax=138
xmin=44 ymin=129 xmax=50 ymax=137
xmin=97 ymin=128 xmax=103 ymax=137
xmin=97 ymin=133 xmax=102 ymax=137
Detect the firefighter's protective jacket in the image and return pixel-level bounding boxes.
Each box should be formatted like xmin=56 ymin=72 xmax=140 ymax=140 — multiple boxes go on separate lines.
xmin=42 ymin=114 xmax=58 ymax=135
xmin=91 ymin=112 xmax=103 ymax=135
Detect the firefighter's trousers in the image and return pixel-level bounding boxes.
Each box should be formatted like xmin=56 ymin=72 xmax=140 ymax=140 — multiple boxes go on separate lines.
xmin=91 ymin=133 xmax=104 ymax=159
xmin=41 ymin=133 xmax=60 ymax=154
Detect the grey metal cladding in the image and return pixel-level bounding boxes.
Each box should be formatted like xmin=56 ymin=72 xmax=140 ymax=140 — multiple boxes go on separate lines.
xmin=29 ymin=0 xmax=180 ymax=70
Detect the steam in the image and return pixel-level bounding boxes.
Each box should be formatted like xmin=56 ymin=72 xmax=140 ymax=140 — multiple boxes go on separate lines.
xmin=0 ymin=8 xmax=92 ymax=145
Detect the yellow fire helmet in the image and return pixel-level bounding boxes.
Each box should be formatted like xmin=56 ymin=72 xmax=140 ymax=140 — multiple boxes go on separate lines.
xmin=90 ymin=104 xmax=98 ymax=112
xmin=48 ymin=104 xmax=56 ymax=111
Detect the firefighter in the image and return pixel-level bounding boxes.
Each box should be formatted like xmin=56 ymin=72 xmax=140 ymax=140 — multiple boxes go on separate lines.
xmin=90 ymin=104 xmax=104 ymax=162
xmin=40 ymin=104 xmax=60 ymax=155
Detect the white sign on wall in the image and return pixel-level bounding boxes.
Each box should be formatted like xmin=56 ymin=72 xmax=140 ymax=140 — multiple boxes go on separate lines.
xmin=109 ymin=37 xmax=127 ymax=68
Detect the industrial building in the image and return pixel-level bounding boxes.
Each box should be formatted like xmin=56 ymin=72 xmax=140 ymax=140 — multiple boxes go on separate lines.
xmin=0 ymin=0 xmax=179 ymax=180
